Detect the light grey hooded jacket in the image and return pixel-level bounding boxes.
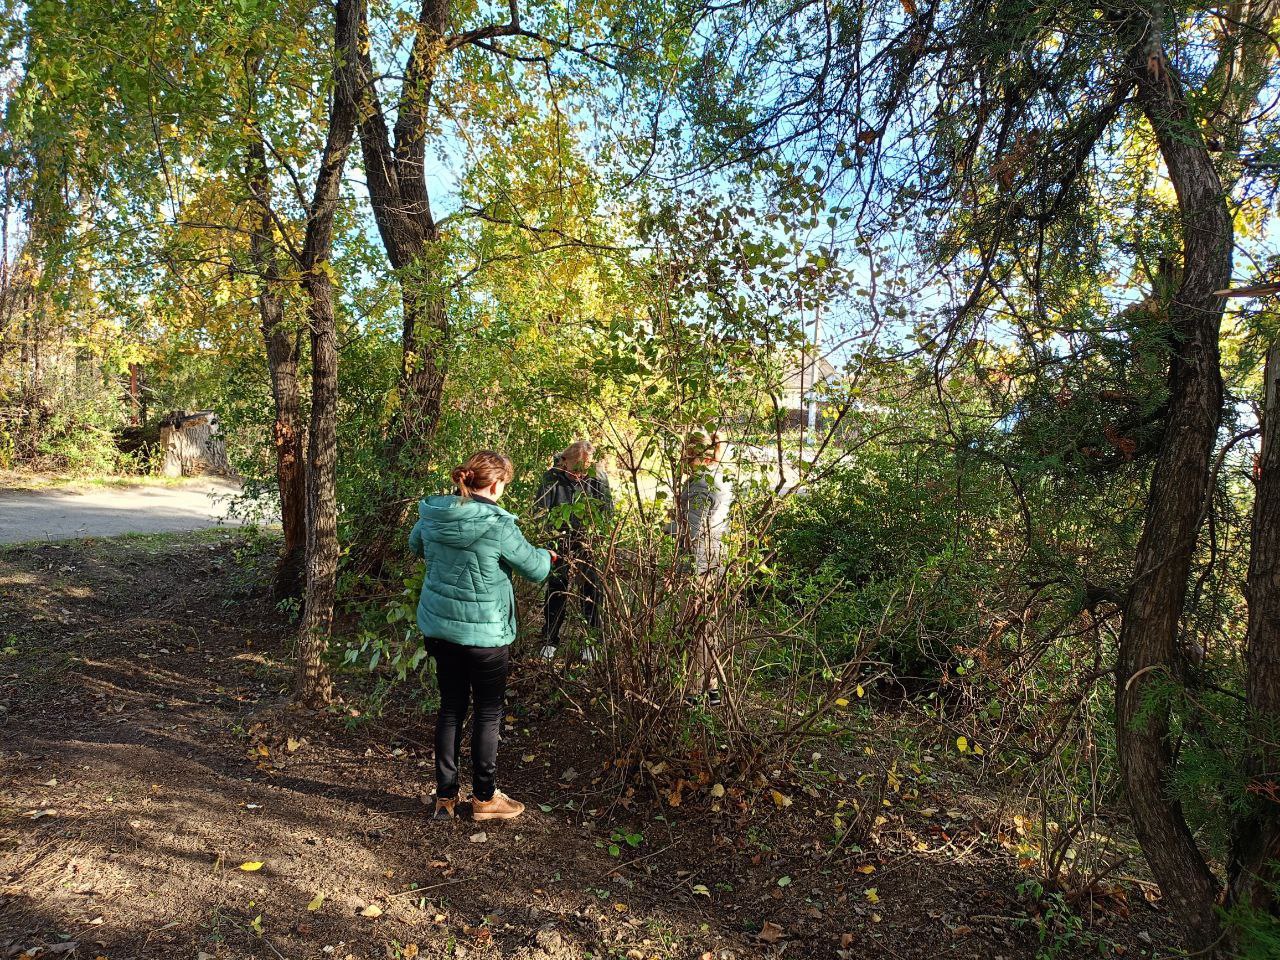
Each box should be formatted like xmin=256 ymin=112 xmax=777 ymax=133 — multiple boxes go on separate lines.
xmin=677 ymin=467 xmax=733 ymax=573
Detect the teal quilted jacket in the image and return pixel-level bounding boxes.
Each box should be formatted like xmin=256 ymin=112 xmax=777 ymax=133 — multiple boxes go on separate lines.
xmin=408 ymin=495 xmax=553 ymax=647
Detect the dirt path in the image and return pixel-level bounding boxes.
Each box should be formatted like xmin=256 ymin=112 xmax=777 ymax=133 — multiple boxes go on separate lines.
xmin=0 ymin=479 xmax=245 ymax=544
xmin=0 ymin=533 xmax=1180 ymax=959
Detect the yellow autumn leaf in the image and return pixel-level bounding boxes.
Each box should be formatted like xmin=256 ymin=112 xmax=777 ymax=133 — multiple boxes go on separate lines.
xmin=239 ymin=861 xmax=264 ymax=871
xmin=956 ymin=736 xmax=969 ymax=753
xmin=865 ymin=888 xmax=880 ymax=904
xmin=973 ymin=743 xmax=985 ymax=755
xmin=856 ymin=685 xmax=865 ymax=698
xmin=856 ymin=864 xmax=875 ymax=874
xmin=307 ymin=893 xmax=325 ymax=911
xmin=613 ymin=902 xmax=628 ymax=913
xmin=834 ymin=697 xmax=849 ymax=708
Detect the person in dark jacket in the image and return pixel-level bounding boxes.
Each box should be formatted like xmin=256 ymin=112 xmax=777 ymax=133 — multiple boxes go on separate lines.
xmin=409 ymin=450 xmax=555 ymax=822
xmin=534 ymin=439 xmax=613 ymax=661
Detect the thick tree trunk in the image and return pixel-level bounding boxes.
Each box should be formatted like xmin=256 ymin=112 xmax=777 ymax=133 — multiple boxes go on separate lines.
xmin=297 ymin=266 xmax=339 ymax=707
xmin=344 ymin=285 xmax=448 ymax=576
xmin=1112 ymin=23 xmax=1233 ymax=954
xmin=266 ymin=323 xmax=307 ymax=601
xmin=343 ymin=0 xmax=453 ymax=566
xmin=295 ymin=0 xmax=359 ymax=708
xmin=246 ymin=129 xmax=307 ymax=603
xmin=1229 ymin=338 xmax=1280 ymax=925
xmin=1221 ymin=0 xmax=1280 ymax=933
xmin=400 ymin=279 xmax=448 ymax=441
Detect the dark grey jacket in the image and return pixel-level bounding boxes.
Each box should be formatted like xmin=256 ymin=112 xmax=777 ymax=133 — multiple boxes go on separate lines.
xmin=534 ymin=466 xmax=613 ymax=538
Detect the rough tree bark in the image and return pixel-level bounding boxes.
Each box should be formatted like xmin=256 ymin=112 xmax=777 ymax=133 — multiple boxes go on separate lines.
xmin=326 ymin=0 xmax=452 ymax=572
xmin=1111 ymin=14 xmax=1234 ymax=954
xmin=1229 ymin=337 xmax=1280 ymax=927
xmin=294 ymin=0 xmax=360 ymax=708
xmin=1105 ymin=0 xmax=1280 ymax=947
xmin=348 ymin=0 xmax=452 ymax=439
xmin=246 ymin=122 xmax=307 ymax=604
xmin=339 ymin=0 xmax=525 ymax=570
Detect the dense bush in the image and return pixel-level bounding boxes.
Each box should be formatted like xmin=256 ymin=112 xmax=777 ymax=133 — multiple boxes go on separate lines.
xmin=770 ymin=435 xmax=1010 ymax=680
xmin=0 ymin=382 xmax=129 ymax=474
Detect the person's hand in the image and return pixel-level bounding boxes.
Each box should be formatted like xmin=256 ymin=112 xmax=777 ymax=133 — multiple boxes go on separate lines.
xmin=549 ymin=550 xmax=560 ymax=564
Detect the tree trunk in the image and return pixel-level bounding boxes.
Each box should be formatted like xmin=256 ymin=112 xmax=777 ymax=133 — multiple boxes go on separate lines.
xmin=128 ymin=362 xmax=140 ymax=425
xmin=246 ymin=126 xmax=307 ymax=604
xmin=1228 ymin=337 xmax=1280 ymax=926
xmin=1112 ymin=22 xmax=1233 ymax=954
xmin=294 ymin=0 xmax=360 ymax=708
xmin=400 ymin=277 xmax=448 ymax=441
xmin=297 ymin=265 xmax=339 ymax=707
xmin=341 ymin=0 xmax=454 ymax=576
xmin=266 ymin=323 xmax=307 ymax=601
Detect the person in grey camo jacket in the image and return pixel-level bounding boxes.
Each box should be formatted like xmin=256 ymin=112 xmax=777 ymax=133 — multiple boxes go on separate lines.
xmin=674 ymin=431 xmax=732 ymax=706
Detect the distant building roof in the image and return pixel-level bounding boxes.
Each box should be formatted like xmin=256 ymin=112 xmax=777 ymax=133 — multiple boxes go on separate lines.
xmin=780 ymin=352 xmax=838 ymax=393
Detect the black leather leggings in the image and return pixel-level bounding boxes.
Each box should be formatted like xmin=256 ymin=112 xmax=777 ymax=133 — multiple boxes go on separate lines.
xmin=428 ymin=638 xmax=509 ymax=801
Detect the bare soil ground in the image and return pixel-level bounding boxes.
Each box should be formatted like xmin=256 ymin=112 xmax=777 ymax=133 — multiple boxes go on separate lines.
xmin=0 ymin=532 xmax=1182 ymax=959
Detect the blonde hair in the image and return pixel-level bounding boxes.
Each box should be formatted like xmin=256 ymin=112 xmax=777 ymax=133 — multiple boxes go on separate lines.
xmin=682 ymin=431 xmax=724 ymax=466
xmin=452 ymin=450 xmax=514 ymax=499
xmin=558 ymin=439 xmax=595 ymax=473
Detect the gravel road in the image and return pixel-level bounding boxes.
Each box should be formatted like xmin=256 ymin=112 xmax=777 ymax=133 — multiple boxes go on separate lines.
xmin=0 ymin=479 xmax=245 ymax=544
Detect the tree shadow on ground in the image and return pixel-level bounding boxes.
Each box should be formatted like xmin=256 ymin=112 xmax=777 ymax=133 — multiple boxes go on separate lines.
xmin=0 ymin=533 xmax=1181 ymax=960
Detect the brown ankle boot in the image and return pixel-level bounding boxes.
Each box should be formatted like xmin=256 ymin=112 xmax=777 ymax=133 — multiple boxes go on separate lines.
xmin=432 ymin=796 xmax=457 ymax=820
xmin=471 ymin=790 xmax=524 ymax=821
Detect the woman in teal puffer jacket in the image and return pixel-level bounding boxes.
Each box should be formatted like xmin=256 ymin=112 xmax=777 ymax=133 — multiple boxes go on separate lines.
xmin=409 ymin=450 xmax=555 ymax=821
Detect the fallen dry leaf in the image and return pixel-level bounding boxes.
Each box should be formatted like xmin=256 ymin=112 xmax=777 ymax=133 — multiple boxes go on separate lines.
xmin=758 ymin=921 xmax=784 ymax=943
